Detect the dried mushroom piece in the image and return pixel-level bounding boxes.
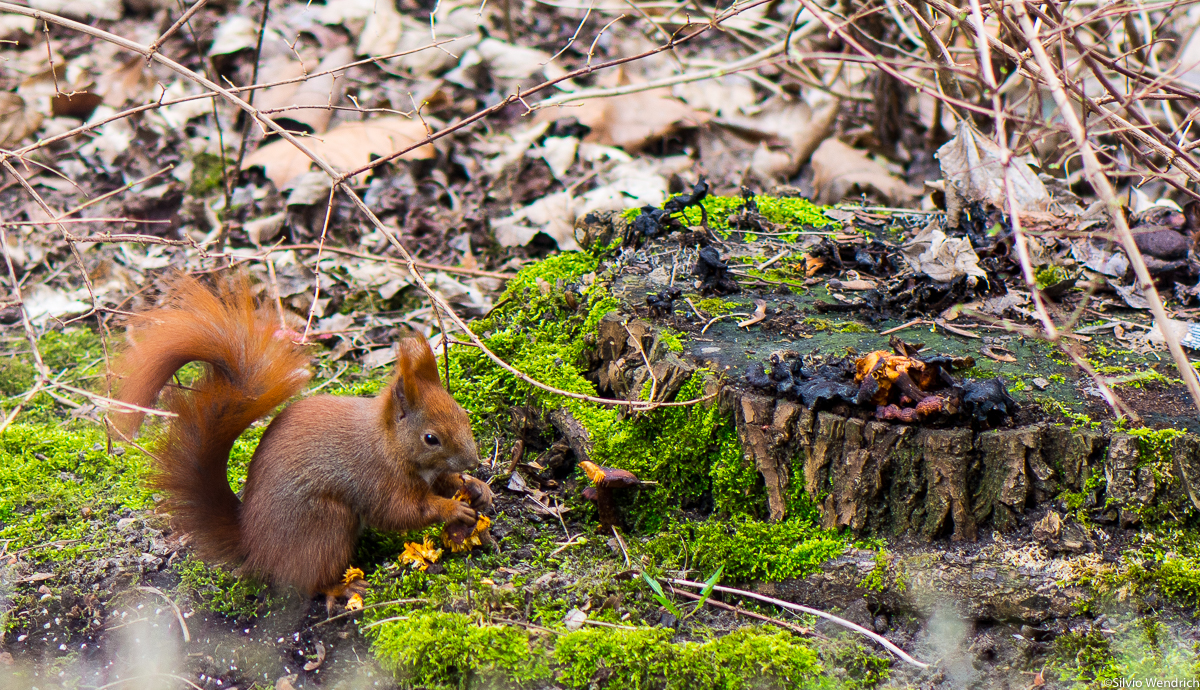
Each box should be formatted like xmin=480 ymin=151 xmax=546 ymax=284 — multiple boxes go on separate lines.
xmin=853 ymin=338 xmax=979 ymax=422
xmin=400 ymin=536 xmax=443 ymax=571
xmin=442 ymin=488 xmax=493 ymax=552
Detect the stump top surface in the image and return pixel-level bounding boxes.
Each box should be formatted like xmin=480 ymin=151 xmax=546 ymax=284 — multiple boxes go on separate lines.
xmin=605 ymin=231 xmax=1198 ymax=432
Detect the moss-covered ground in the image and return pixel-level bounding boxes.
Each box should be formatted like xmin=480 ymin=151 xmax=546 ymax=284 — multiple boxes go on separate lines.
xmin=0 ymin=239 xmax=884 ymax=689
xmin=5 ymin=198 xmax=1200 ymax=688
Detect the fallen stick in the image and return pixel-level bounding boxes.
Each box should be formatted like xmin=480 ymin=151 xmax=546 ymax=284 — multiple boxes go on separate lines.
xmin=668 ymin=578 xmax=929 ymax=669
xmin=669 ymin=587 xmax=828 ymax=640
xmin=879 ymin=318 xmax=931 ymax=335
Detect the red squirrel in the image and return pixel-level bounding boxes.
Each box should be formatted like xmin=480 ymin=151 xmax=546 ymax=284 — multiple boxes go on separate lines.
xmin=110 ymin=273 xmax=492 ymax=603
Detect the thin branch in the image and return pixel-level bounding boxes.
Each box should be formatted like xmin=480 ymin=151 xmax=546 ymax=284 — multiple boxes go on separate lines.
xmin=148 ymin=0 xmax=208 ymax=58
xmin=1013 ymin=0 xmax=1200 ymax=414
xmin=669 ymin=578 xmax=929 ymax=668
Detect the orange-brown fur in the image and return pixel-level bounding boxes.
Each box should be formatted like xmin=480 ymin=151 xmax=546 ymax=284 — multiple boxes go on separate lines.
xmin=111 ymin=273 xmax=491 ymax=595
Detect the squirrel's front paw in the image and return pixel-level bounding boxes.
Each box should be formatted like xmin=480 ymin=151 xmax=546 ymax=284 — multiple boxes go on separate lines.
xmin=447 ymin=500 xmax=477 ymax=526
xmin=462 ymin=476 xmax=494 ymax=513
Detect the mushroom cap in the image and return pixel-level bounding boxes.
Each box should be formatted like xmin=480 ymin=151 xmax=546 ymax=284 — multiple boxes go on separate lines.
xmin=855 ymin=352 xmax=925 ymax=383
xmin=579 ymin=460 xmax=640 ymax=488
xmin=855 ymin=352 xmax=928 ymax=406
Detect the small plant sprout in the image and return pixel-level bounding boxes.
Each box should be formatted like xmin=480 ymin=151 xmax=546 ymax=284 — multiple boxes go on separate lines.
xmin=642 ymin=565 xmax=724 ymax=623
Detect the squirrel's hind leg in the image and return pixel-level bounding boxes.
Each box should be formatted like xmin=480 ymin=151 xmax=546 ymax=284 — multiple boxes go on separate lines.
xmin=321 ymin=569 xmax=368 ymax=613
xmin=241 ymin=494 xmax=359 ymax=603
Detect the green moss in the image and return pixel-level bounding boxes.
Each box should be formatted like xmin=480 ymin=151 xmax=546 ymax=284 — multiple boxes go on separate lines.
xmin=555 ymin=626 xmax=822 ymax=690
xmin=1058 ymin=467 xmax=1106 ymax=522
xmin=0 ymin=328 xmax=105 ymax=398
xmin=1084 ymin=528 xmax=1200 ymax=608
xmin=176 ymin=556 xmax=281 ymax=619
xmin=0 ymin=424 xmax=152 ymax=563
xmin=820 ymin=640 xmax=892 ymax=689
xmin=1124 ymin=428 xmax=1190 ymax=525
xmin=1051 ymin=619 xmax=1200 ymax=688
xmin=960 ymin=365 xmax=996 ymax=379
xmin=835 ymin=322 xmax=871 ymax=334
xmin=709 ymin=426 xmax=766 ymax=518
xmin=698 ymin=298 xmax=736 ymax=316
xmin=800 ymin=318 xmax=869 ymax=334
xmin=370 ymin=611 xmax=552 ymax=689
xmin=366 ymin=611 xmax=823 ymax=690
xmin=189 ymin=152 xmax=227 ymax=196
xmin=1130 ymin=428 xmax=1185 ymax=472
xmin=625 ymin=195 xmax=838 ymax=237
xmin=659 ymin=329 xmax=685 ymax=353
xmin=651 ymin=516 xmax=844 ymax=583
xmin=446 ymin=251 xmax=743 ymax=528
xmin=363 ymin=557 xmax=830 ymax=689
xmin=228 ymin=424 xmax=267 ymax=493
xmin=1037 ymin=398 xmax=1100 ymax=430
xmin=857 ymin=551 xmax=890 ymax=593
xmin=1035 ymin=264 xmax=1071 ymax=289
xmin=1114 ymin=369 xmax=1171 ymax=388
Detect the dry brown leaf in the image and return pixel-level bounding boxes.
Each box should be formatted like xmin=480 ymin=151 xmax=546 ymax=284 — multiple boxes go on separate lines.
xmin=475 ymin=38 xmax=552 ymax=81
xmin=254 ymin=47 xmax=353 ymax=134
xmin=302 ymin=640 xmax=326 ymax=671
xmin=673 ymin=75 xmax=756 ymax=117
xmin=331 ymin=0 xmax=479 ymax=75
xmin=29 ymin=0 xmax=121 ymax=20
xmin=737 ymin=300 xmax=768 ymax=328
xmin=811 ymin=139 xmax=921 ymax=205
xmin=829 ymin=279 xmax=876 ymax=291
xmin=981 ymin=346 xmax=1017 ymax=363
xmin=95 ymin=55 xmax=157 ymax=107
xmin=937 ymin=120 xmax=1048 ymax=225
xmin=804 ymin=255 xmax=825 ymax=277
xmin=0 ymin=94 xmax=43 ymax=149
xmin=493 ymin=191 xmax=578 ymax=251
xmin=566 ymin=87 xmax=709 ymax=152
xmin=51 ymin=91 xmax=102 ymax=119
xmin=243 ymin=116 xmax=435 ymax=188
xmin=721 ymin=96 xmax=839 ymax=179
xmin=208 ymin=15 xmax=266 ymax=56
xmin=900 ymin=224 xmax=988 ymax=282
xmin=250 ymin=56 xmax=310 ymax=116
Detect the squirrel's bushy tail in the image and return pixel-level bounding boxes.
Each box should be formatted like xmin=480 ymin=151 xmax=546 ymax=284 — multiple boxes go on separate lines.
xmin=112 ymin=273 xmax=311 ymax=564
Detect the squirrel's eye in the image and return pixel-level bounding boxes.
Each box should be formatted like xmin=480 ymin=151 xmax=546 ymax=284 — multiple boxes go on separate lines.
xmin=424 ymin=433 xmax=440 ymax=446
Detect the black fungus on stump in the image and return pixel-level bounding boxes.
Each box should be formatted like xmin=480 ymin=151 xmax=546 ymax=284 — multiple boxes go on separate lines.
xmin=646 ymin=287 xmax=682 ymax=317
xmin=692 ymin=246 xmax=740 ymax=295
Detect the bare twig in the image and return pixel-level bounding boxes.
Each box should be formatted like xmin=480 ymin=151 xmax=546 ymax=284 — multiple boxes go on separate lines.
xmin=1013 ymin=1 xmax=1200 ymax=414
xmin=0 ymin=1 xmax=739 ymax=411
xmin=135 ymin=585 xmax=191 ymax=643
xmin=148 ymin=0 xmax=208 ymax=58
xmin=669 ymin=578 xmax=929 ymax=668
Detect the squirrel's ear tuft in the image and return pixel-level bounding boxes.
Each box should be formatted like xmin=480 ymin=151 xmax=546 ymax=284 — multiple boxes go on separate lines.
xmin=386 ymin=338 xmax=441 ymax=417
xmin=395 ymin=338 xmax=440 ymax=385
